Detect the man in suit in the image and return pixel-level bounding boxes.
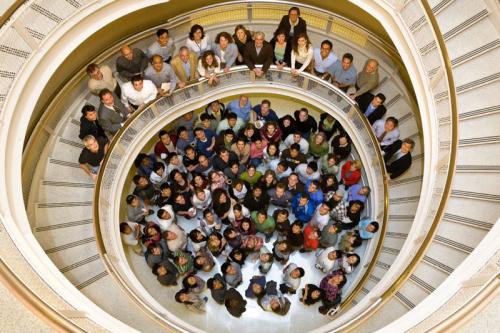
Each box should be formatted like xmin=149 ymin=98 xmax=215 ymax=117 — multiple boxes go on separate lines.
xmin=276 ymin=6 xmax=307 ymax=39
xmin=98 ymin=88 xmax=129 ymax=136
xmin=356 ymin=92 xmax=387 ymax=125
xmin=243 ymin=31 xmax=273 ymax=78
xmin=384 ymin=138 xmax=415 ymax=179
xmin=170 ymin=46 xmax=198 ymax=88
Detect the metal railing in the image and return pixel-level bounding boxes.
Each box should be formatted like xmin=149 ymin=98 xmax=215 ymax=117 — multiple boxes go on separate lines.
xmin=93 ymin=66 xmax=389 ymax=331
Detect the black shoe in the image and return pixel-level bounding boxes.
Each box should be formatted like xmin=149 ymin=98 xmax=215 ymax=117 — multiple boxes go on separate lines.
xmin=299 ymin=249 xmax=306 ymax=253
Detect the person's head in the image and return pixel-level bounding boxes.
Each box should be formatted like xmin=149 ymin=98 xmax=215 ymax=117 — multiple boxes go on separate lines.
xmin=260 ymin=99 xmax=271 ymax=115
xmin=156 ymin=28 xmax=169 ymax=46
xmin=198 ymin=154 xmax=209 ymax=167
xmin=195 ymin=187 xmax=206 ymax=201
xmin=247 ymin=164 xmax=256 ymax=177
xmin=99 ymin=88 xmax=114 ymax=106
xmin=289 ymin=143 xmax=300 ymax=157
xmin=207 ymin=277 xmax=224 ymax=290
xmin=324 ymin=174 xmax=336 ymax=187
xmin=201 ymin=50 xmax=218 ymax=68
xmin=308 ymin=227 xmax=320 ymax=240
xmin=203 ymin=209 xmax=214 ymax=222
xmin=170 ymin=169 xmax=183 ymax=182
xmin=288 ymin=6 xmax=301 ymax=23
xmin=235 ymin=138 xmax=246 ymax=151
xmin=334 ymin=188 xmax=344 ymax=201
xmin=145 ymin=224 xmax=159 ymax=237
xmin=276 ymin=161 xmax=287 ymax=173
xmin=359 ymin=186 xmax=371 ymax=196
xmin=224 ymin=129 xmax=235 ymax=143
xmin=298 ymin=108 xmax=309 ymax=122
xmin=252 ymin=184 xmax=262 ymax=197
xmin=238 ymin=95 xmax=249 ymax=107
xmin=329 ymin=272 xmax=346 ymax=288
xmin=232 ymin=203 xmax=243 ymax=217
xmin=86 ymin=63 xmax=103 ymax=80
xmin=341 ymin=53 xmax=353 ymax=70
xmin=326 ymin=153 xmax=337 ymax=166
xmin=175 ymin=253 xmax=188 ymax=266
xmin=215 ymin=189 xmax=228 ymax=204
xmin=151 ymin=54 xmax=164 ymax=71
xmin=185 ymin=145 xmax=196 ymax=160
xmin=314 ymin=132 xmax=326 ymax=145
xmin=148 ymin=243 xmax=163 ymax=256
xmin=251 ymin=282 xmax=264 ymax=296
xmin=306 ymin=161 xmax=318 ymax=175
xmin=320 ymin=40 xmax=333 ymax=58
xmin=158 ymin=130 xmax=171 ymax=146
xmin=194 ymin=127 xmax=206 ymax=140
xmin=160 ymin=183 xmax=171 ymax=197
xmin=264 ymin=170 xmax=276 ymax=184
xmin=126 ymin=194 xmax=138 ymax=206
xmin=293 ymin=33 xmax=310 ymax=53
xmin=338 ymin=132 xmax=349 ymax=146
xmin=81 ymin=104 xmax=97 ymax=122
xmin=157 ymin=207 xmax=172 ymax=221
xmin=221 ymin=262 xmax=236 ymax=275
xmin=132 ymin=174 xmax=149 ymax=187
xmin=234 ymin=24 xmax=249 ymax=42
xmin=254 ymin=31 xmax=265 ymax=48
xmin=366 ymin=221 xmax=379 ymax=233
xmin=275 ymin=182 xmax=286 ymax=197
xmin=241 ymin=219 xmax=251 ymax=232
xmin=174 ymin=192 xmax=186 ymax=205
xmin=299 ymin=193 xmax=309 ymax=206
xmin=274 ymin=30 xmax=287 ymax=43
xmin=351 ymin=160 xmax=362 ymax=171
xmin=182 ymin=274 xmax=199 ymax=289
xmin=256 ymin=210 xmax=267 ymax=224
xmin=349 ymin=201 xmax=363 ymax=213
xmin=153 ymin=162 xmax=165 ymax=176
xmin=178 ymin=46 xmax=190 ymax=63
xmin=385 ymin=117 xmax=399 ymax=132
xmin=291 ymin=221 xmax=302 ymax=234
xmin=120 ymin=45 xmax=134 ymax=60
xmin=346 ymin=253 xmax=360 ymax=266
xmin=175 ymin=289 xmax=191 ymax=303
xmin=215 ymin=31 xmax=233 ymax=48
xmin=227 ymin=112 xmax=237 ymax=127
xmin=119 ymin=222 xmax=132 ymax=234
xmin=328 ymin=249 xmax=342 ymax=260
xmin=401 ymin=138 xmax=415 ymax=153
xmin=365 ymin=58 xmax=379 ymax=74
xmin=319 ymin=203 xmax=331 ymax=215
xmin=288 ymin=172 xmax=299 ymax=186
xmin=164 ymin=230 xmax=177 ymax=240
xmin=209 ymin=170 xmax=222 ymax=184
xmin=83 ymin=135 xmax=99 ymax=152
xmin=277 ymin=239 xmax=289 ymax=252
xmin=275 ymin=208 xmax=289 ymax=222
xmin=152 ymin=263 xmax=168 ymax=276
xmin=260 ymin=252 xmax=272 ymax=263
xmin=228 ymin=162 xmax=239 ymax=175
xmin=223 ymin=227 xmax=238 ymax=240
xmin=176 ymin=126 xmax=188 ymax=140
xmin=372 ymin=93 xmax=386 ymax=107
xmin=264 ymin=122 xmax=277 ymax=136
xmin=189 ymin=24 xmax=205 ymax=41
xmin=290 ymin=267 xmax=305 ymax=279
xmin=307 ymin=180 xmax=319 ymax=193
xmin=131 ymin=74 xmax=144 ymax=92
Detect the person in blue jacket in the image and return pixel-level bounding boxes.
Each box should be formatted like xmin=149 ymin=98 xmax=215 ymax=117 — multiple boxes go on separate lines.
xmin=291 ymin=193 xmax=315 ymax=223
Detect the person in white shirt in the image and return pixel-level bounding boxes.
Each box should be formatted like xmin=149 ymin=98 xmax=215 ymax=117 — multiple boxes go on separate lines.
xmin=149 ymin=161 xmax=168 ymax=189
xmin=372 ymin=117 xmax=400 ymax=149
xmin=309 ymin=203 xmax=332 ymax=231
xmin=121 ymin=74 xmax=157 ymax=111
xmin=156 ymin=204 xmax=175 ymax=232
xmin=197 ymin=50 xmax=222 ymax=86
xmin=274 ymin=161 xmax=292 ymax=180
xmin=119 ymin=221 xmax=144 ymax=254
xmin=146 ymin=28 xmax=176 ymax=63
xmin=186 ymin=24 xmax=212 ymax=57
xmin=315 ymin=247 xmax=341 ymax=273
xmin=295 ymin=162 xmax=320 ymax=184
xmin=192 ymin=188 xmax=212 ymax=211
xmin=291 ymin=33 xmax=313 ymax=75
xmin=311 ymin=40 xmax=337 ymax=80
xmin=279 ymin=132 xmax=309 ymax=154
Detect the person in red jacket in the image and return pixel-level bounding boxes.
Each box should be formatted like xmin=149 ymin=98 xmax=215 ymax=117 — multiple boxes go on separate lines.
xmin=301 ymin=224 xmax=320 ymax=253
xmin=340 ymin=160 xmax=362 ymax=189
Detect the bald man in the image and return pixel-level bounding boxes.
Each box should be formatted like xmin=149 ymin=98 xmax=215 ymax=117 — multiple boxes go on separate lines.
xmin=116 ymin=45 xmax=149 ymax=80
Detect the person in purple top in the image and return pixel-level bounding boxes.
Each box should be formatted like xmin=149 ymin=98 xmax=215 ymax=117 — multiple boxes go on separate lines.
xmin=347 ymin=184 xmax=370 ymax=203
xmin=319 ymin=269 xmax=346 ymax=315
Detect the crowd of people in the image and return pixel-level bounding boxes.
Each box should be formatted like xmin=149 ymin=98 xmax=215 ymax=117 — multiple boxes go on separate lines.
xmin=74 ymin=6 xmax=417 ymax=319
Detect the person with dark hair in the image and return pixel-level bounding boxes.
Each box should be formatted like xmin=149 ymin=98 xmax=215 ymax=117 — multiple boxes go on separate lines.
xmin=193 ymin=127 xmax=216 ymax=158
xmin=133 ymin=174 xmax=159 ymax=205
xmin=134 ymin=153 xmax=157 ymax=177
xmin=268 ymin=183 xmax=293 ymax=208
xmin=331 ymin=131 xmax=352 ymax=161
xmin=223 ymin=227 xmax=242 ymax=249
xmin=197 ymin=50 xmax=221 ymax=86
xmin=276 ymin=6 xmax=307 ymax=39
xmin=315 ymin=247 xmax=342 ymax=273
xmin=182 ymin=274 xmax=206 ymax=294
xmin=296 ymin=161 xmax=320 ymax=184
xmin=230 ymin=138 xmax=250 ymax=165
xmin=339 ymin=230 xmax=363 ymax=252
xmin=252 ymin=99 xmax=279 ymax=124
xmin=300 ymin=284 xmax=324 ymax=305
xmin=194 ymin=154 xmax=213 ymax=176
xmin=327 ymin=52 xmax=357 ymax=93
xmin=120 ymin=74 xmax=157 ymax=111
xmin=305 ymin=179 xmax=324 ymax=207
xmin=356 ymin=92 xmax=387 ymax=124
xmin=193 ymin=249 xmax=215 ymax=273
xmin=245 ymin=275 xmax=267 ymax=299
xmin=142 ymin=222 xmax=162 ymax=248
xmin=154 ymin=130 xmax=176 ymax=159
xmin=204 ymin=100 xmax=226 ymax=122
xmin=199 ymin=209 xmax=222 ymax=234
xmin=171 ymin=192 xmax=195 ymax=219
xmin=170 ymin=46 xmax=199 ymax=88
xmin=251 ymin=209 xmax=275 ymax=242
xmin=156 ymin=203 xmax=175 ymax=232
xmin=273 ymin=209 xmax=291 ymax=237
xmin=318 ymin=113 xmax=340 ymax=141
xmin=243 ymin=185 xmax=269 ymax=212
xmin=270 ymin=30 xmax=292 ymax=70
xmin=309 ymin=203 xmax=331 ymax=231
xmin=174 ymin=288 xmax=207 ymax=313
xmin=186 ymin=24 xmax=212 ymax=57
xmin=221 ymin=261 xmax=243 ymax=287
xmin=320 ymin=221 xmax=341 ymax=248
xmin=116 ymin=44 xmax=148 ymax=80
xmin=233 ymin=24 xmax=253 ymax=65
xmin=372 ymin=116 xmax=400 ymax=148
xmin=78 ymin=104 xmax=106 ymax=140
xmin=341 ymin=253 xmax=361 ymax=274
xmin=207 ymin=231 xmax=227 ymax=257
xmin=293 ymin=108 xmax=317 ymax=139
xmin=213 ymin=148 xmax=239 ymax=172
xmin=149 ymin=161 xmax=168 ymax=189
xmin=284 ymin=173 xmax=305 ymax=197
xmin=126 ymin=194 xmax=150 ymax=224
xmin=175 ymin=126 xmax=195 ymax=155
xmin=146 ymin=28 xmax=176 ymax=63
xmin=280 ymin=143 xmax=308 ymax=170
xmin=172 ymin=250 xmax=195 ymax=276
xmin=280 ymin=263 xmax=305 ymax=294
xmin=207 ymin=273 xmax=227 ymax=304
xmin=291 ymin=193 xmax=315 ymax=223
xmin=97 ymin=89 xmax=129 ymax=136
xmin=243 ymin=31 xmax=273 ymax=77
xmin=257 ymin=280 xmax=291 ymax=315
xmin=319 ymin=269 xmax=346 ymax=315
xmin=214 ymin=31 xmax=238 ymax=72
xmin=291 ymin=33 xmax=313 ymax=75
xmin=287 ymin=221 xmax=304 ymax=252
xmin=152 ymin=259 xmax=179 ymax=286
xmin=145 ymin=238 xmax=169 ymax=268
xmin=384 ymin=138 xmax=415 ymax=179
xmin=278 ymin=114 xmax=297 ymax=139
xmin=260 ymin=121 xmax=282 ymax=144
xmin=273 ymin=239 xmax=291 ymax=264
xmin=216 ymin=112 xmax=245 ymax=134
xmin=144 ymin=54 xmax=177 ymax=96
xmin=119 ymin=221 xmax=144 ymax=255
xmin=188 ymin=228 xmax=208 ymax=253
xmin=224 ymin=288 xmax=247 ymax=318
xmin=228 ymin=247 xmax=247 ymax=266
xmin=86 ymin=63 xmax=119 ymax=96
xmin=311 ymin=40 xmax=337 ymax=80
xmin=358 ymin=219 xmax=379 ymax=239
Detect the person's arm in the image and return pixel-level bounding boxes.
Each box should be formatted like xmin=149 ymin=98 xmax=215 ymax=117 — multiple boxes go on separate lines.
xmin=225 ymin=44 xmax=238 ymax=68
xmin=355 ymin=73 xmax=378 ymax=97
xmin=139 ymin=49 xmax=149 ymax=72
xmin=167 ymin=66 xmax=178 ymax=94
xmin=243 ymin=45 xmax=255 ymax=70
xmin=120 ymin=86 xmax=130 ymax=109
xmin=297 ymin=47 xmax=313 ymax=73
xmin=79 ymin=163 xmax=96 ymax=181
xmin=144 ymin=81 xmax=158 ymax=104
xmin=197 ymin=59 xmax=207 ymax=78
xmin=262 ymin=45 xmax=273 ymax=73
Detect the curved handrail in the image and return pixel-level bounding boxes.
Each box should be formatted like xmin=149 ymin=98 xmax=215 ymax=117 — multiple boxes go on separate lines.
xmin=93 ymin=65 xmax=388 ymax=331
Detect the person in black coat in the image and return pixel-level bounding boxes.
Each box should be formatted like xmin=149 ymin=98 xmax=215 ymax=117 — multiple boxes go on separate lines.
xmin=275 ymin=6 xmax=307 ymax=39
xmin=224 ymin=288 xmax=247 ymax=317
xmin=294 ymin=108 xmax=317 ymax=139
xmin=355 ymin=92 xmax=387 ymax=125
xmin=207 ymin=273 xmax=227 ymax=304
xmin=243 ymin=31 xmax=273 ymax=76
xmin=331 ymin=132 xmax=352 ymax=161
xmin=79 ymin=104 xmax=106 ymax=140
xmin=384 ymin=138 xmax=415 ymax=179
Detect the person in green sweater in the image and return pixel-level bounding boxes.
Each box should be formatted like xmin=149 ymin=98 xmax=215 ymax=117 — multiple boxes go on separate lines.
xmin=239 ymin=164 xmax=262 ymax=186
xmin=308 ymin=132 xmax=329 ymax=159
xmin=251 ymin=209 xmax=276 ymax=242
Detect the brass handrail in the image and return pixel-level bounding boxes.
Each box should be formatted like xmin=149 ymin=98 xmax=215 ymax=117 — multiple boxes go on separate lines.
xmin=93 ymin=66 xmax=389 ymax=330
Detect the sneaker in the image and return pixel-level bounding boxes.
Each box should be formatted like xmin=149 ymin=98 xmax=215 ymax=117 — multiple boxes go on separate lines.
xmin=327 ymin=305 xmax=340 ymax=317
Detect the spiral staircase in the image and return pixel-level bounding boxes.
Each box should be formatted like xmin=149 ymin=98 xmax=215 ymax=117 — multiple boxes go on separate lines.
xmin=0 ymin=0 xmax=499 ymax=332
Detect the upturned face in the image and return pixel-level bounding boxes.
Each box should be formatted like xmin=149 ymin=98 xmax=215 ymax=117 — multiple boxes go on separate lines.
xmin=158 ymin=32 xmax=169 ymax=46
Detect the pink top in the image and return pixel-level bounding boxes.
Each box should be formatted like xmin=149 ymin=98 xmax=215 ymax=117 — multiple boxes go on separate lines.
xmin=250 ymin=140 xmax=268 ymax=158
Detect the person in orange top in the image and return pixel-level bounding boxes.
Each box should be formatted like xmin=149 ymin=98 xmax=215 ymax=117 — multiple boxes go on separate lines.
xmin=340 ymin=160 xmax=362 ymax=189
xmin=301 ymin=224 xmax=320 ymax=252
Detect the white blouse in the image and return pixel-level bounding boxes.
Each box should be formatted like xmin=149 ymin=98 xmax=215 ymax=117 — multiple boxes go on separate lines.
xmin=291 ymin=45 xmax=314 ymax=73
